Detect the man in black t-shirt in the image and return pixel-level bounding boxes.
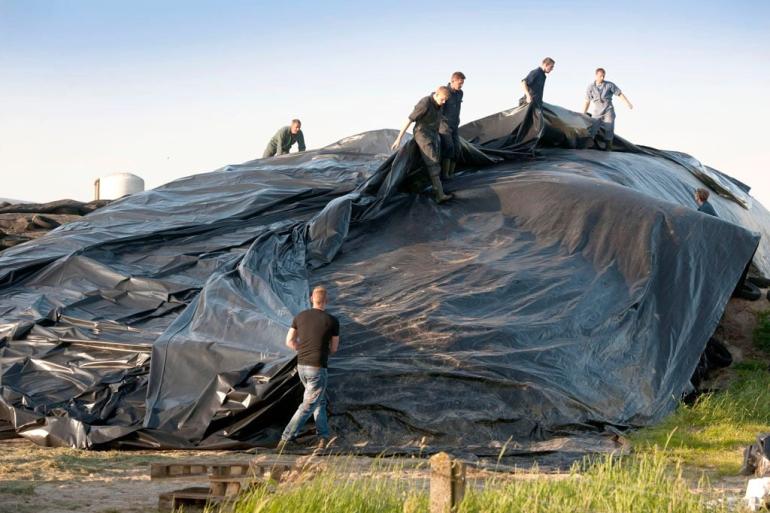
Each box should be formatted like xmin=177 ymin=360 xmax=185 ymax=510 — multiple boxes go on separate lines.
xmin=520 ymin=57 xmax=555 ymax=107
xmin=440 ymin=71 xmax=466 ymax=180
xmin=279 ymin=286 xmax=340 ymax=449
xmin=391 ymin=86 xmax=454 ymax=204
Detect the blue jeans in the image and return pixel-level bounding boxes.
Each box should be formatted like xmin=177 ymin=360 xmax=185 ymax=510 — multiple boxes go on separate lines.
xmin=281 ymin=365 xmax=330 ymax=441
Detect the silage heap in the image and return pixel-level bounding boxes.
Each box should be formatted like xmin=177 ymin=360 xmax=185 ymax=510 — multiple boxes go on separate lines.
xmin=0 ymin=103 xmax=767 ymax=451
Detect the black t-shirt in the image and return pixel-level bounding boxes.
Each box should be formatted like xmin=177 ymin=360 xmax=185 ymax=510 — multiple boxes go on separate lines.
xmin=523 ymin=67 xmax=547 ymax=106
xmin=409 ymin=94 xmax=443 ymax=137
xmin=292 ymin=308 xmax=340 ymax=368
xmin=440 ymin=84 xmax=463 ymax=131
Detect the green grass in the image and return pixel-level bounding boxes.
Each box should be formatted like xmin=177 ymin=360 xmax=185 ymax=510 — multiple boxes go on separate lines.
xmin=460 ymin=452 xmax=724 ymax=513
xmin=754 ymin=310 xmax=770 ymax=355
xmin=218 ymin=451 xmax=727 ymax=513
xmin=630 ymin=305 xmax=770 ymax=475
xmin=220 ymin=465 xmax=418 ymax=513
xmin=630 ymin=361 xmax=770 ymax=475
xmin=0 ymin=480 xmax=36 ymax=495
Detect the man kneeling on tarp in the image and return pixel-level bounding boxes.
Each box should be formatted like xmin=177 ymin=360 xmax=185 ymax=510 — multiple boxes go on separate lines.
xmin=279 ymin=286 xmax=340 ymax=451
xmin=263 ymin=119 xmax=306 ymax=158
xmin=391 ymin=86 xmax=454 ymax=204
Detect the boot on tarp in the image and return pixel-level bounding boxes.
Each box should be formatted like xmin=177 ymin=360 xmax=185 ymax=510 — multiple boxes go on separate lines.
xmin=430 ymin=172 xmax=454 ymax=204
xmin=447 ymin=160 xmax=456 ymax=179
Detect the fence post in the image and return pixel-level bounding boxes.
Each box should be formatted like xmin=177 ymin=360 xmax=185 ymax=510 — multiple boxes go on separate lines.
xmin=430 ymin=452 xmax=466 ymax=513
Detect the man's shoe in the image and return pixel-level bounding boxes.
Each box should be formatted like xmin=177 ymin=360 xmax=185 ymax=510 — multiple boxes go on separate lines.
xmin=312 ymin=436 xmax=338 ymax=455
xmin=276 ymin=439 xmax=302 ymax=452
xmin=429 ymin=173 xmax=454 ymax=205
xmin=447 ymin=160 xmax=456 ymax=179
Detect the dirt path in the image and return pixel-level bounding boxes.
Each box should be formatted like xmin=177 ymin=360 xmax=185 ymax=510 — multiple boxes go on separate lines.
xmin=0 ymin=438 xmax=250 ymax=513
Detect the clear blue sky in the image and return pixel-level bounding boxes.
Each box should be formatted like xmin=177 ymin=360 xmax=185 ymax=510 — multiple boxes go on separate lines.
xmin=1 ymin=0 xmax=768 ymax=205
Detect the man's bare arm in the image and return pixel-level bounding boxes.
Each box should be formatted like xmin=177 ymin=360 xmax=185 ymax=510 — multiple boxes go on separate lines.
xmin=391 ymin=120 xmax=413 ymax=151
xmin=582 ymin=99 xmax=591 ymax=114
xmin=619 ymin=93 xmax=633 ymax=110
xmin=521 ymin=80 xmax=532 ymax=104
xmin=285 ymin=327 xmax=298 ymax=351
xmin=330 ymin=336 xmax=340 ymax=354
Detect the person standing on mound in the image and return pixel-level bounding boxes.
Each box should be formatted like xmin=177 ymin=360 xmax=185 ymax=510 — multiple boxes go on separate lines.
xmin=391 ymin=86 xmax=454 ymax=204
xmin=439 ymin=71 xmax=466 ymax=180
xmin=520 ymin=57 xmax=555 ymax=108
xmin=582 ymin=68 xmax=633 ymax=150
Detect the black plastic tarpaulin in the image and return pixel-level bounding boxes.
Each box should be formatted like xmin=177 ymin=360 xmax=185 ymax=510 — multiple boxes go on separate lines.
xmin=0 ymin=103 xmax=767 ymax=450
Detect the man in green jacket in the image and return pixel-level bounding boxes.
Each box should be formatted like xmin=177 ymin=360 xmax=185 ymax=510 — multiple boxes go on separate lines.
xmin=263 ymin=119 xmax=306 ymax=158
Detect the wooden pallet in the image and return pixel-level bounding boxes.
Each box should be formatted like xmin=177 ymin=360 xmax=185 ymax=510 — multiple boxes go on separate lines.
xmin=150 ymin=461 xmax=251 ymax=479
xmin=250 ymin=461 xmax=292 ymax=482
xmin=158 ymin=486 xmax=222 ymax=512
xmin=209 ymin=476 xmax=263 ymax=497
xmin=154 ymin=459 xmax=294 ymax=511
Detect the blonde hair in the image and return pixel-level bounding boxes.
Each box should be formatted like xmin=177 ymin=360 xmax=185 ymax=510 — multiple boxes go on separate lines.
xmin=542 ymin=57 xmax=555 ymax=66
xmin=436 ymin=85 xmax=451 ymax=98
xmin=311 ymin=286 xmax=327 ymax=304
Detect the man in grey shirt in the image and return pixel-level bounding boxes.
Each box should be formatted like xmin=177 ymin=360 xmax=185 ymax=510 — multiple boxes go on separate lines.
xmin=582 ymin=68 xmax=633 ymax=150
xmin=263 ymin=119 xmax=306 ymax=158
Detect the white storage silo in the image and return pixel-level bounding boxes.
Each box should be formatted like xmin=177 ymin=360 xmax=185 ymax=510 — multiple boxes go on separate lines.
xmin=94 ymin=173 xmax=145 ymax=200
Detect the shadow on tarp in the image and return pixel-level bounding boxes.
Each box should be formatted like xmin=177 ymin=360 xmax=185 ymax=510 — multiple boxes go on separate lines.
xmin=0 ymin=103 xmax=767 ymax=452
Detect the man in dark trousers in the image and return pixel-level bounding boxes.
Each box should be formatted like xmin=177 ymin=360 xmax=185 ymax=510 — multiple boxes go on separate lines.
xmin=391 ymin=86 xmax=454 ymax=204
xmin=520 ymin=57 xmax=555 ymax=107
xmin=439 ymin=71 xmax=466 ymax=180
xmin=694 ymin=188 xmax=718 ymax=217
xmin=263 ymin=119 xmax=306 ymax=158
xmin=279 ymin=286 xmax=340 ymax=450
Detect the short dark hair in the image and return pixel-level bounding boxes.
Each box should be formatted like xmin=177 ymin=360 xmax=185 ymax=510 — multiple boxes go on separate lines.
xmin=542 ymin=57 xmax=555 ymax=66
xmin=595 ymin=67 xmax=606 ymax=75
xmin=695 ymin=188 xmax=710 ymax=202
xmin=451 ymin=71 xmax=466 ymax=80
xmin=291 ymin=119 xmax=301 ymax=126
